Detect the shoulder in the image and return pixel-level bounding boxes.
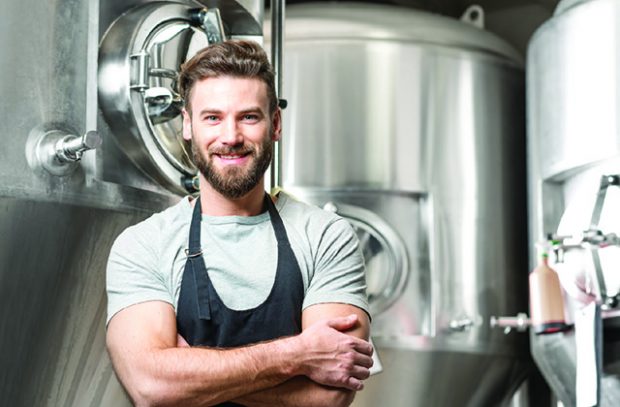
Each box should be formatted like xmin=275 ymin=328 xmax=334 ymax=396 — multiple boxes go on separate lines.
xmin=275 ymin=192 xmax=358 ymax=259
xmin=276 ymin=192 xmax=349 ymax=232
xmin=111 ymin=197 xmax=191 ymax=255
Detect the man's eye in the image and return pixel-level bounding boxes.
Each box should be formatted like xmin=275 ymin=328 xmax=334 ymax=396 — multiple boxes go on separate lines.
xmin=204 ymin=115 xmax=219 ymax=122
xmin=243 ymin=114 xmax=259 ymax=121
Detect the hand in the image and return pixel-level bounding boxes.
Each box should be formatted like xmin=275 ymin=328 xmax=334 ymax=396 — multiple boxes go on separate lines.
xmin=297 ymin=314 xmax=373 ymax=391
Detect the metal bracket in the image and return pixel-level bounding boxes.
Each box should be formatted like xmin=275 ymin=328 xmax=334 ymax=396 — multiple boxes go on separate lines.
xmin=129 ymin=51 xmax=150 ymax=91
xmin=189 ymin=7 xmax=227 ymax=43
xmin=547 ymin=174 xmax=620 ymax=309
xmin=460 ymin=5 xmax=485 ymax=29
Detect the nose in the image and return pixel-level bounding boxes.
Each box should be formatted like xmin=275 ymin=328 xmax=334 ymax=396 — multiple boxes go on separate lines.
xmin=220 ymin=117 xmax=243 ymax=146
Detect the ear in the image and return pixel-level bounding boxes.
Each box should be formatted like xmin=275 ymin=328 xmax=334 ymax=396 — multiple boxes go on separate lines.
xmin=271 ymin=108 xmax=282 ymax=142
xmin=182 ymin=108 xmax=192 ymax=142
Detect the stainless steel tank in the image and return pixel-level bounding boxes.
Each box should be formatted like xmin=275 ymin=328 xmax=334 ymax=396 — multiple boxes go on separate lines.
xmin=0 ymin=0 xmax=263 ymax=405
xmin=276 ymin=3 xmax=531 ymax=406
xmin=528 ymin=0 xmax=620 ymax=405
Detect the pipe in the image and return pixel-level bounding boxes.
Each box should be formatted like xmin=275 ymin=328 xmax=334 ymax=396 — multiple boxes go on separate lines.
xmin=270 ymin=0 xmax=284 ymax=191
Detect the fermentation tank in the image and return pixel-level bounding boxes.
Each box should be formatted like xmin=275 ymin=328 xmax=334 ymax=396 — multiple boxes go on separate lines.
xmin=0 ymin=0 xmax=263 ymax=405
xmin=276 ymin=3 xmax=531 ymax=406
xmin=528 ymin=0 xmax=620 ymax=405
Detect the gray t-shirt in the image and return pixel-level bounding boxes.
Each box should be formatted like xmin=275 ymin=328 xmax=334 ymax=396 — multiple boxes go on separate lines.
xmin=106 ymin=192 xmax=368 ymax=324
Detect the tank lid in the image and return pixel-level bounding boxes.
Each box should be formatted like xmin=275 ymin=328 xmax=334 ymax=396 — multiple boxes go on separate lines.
xmin=280 ymin=2 xmax=523 ymax=64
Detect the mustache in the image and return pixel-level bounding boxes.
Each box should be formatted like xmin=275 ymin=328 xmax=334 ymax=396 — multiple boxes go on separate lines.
xmin=208 ymin=145 xmax=255 ymax=156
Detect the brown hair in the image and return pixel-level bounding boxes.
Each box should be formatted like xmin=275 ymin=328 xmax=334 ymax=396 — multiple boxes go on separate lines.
xmin=178 ymin=40 xmax=277 ymax=115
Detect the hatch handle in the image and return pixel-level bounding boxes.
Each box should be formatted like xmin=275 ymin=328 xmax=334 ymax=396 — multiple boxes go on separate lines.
xmin=189 ymin=7 xmax=226 ymax=43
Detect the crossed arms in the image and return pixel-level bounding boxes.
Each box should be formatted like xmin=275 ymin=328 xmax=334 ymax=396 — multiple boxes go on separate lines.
xmin=106 ymin=301 xmax=373 ymax=407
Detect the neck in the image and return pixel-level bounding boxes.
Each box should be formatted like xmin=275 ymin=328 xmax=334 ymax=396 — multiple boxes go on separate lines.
xmin=196 ymin=175 xmax=267 ymax=216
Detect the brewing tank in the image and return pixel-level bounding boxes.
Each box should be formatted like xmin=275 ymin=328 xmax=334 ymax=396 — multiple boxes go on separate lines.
xmin=0 ymin=0 xmax=263 ymax=405
xmin=528 ymin=0 xmax=620 ymax=404
xmin=276 ymin=3 xmax=530 ymax=406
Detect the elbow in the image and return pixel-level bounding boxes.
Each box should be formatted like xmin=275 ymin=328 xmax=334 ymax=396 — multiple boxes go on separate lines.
xmin=334 ymin=390 xmax=356 ymax=407
xmin=314 ymin=388 xmax=355 ymax=407
xmin=130 ymin=383 xmax=161 ymax=407
xmin=128 ymin=376 xmax=178 ymax=407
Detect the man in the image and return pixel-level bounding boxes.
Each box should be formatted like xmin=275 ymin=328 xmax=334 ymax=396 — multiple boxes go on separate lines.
xmin=106 ymin=40 xmax=372 ymax=407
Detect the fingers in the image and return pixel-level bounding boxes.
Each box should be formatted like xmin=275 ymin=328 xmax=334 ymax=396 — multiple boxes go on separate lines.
xmin=349 ymin=364 xmax=371 ymax=381
xmin=325 ymin=314 xmax=358 ymax=331
xmin=344 ymin=353 xmax=372 ymax=381
xmin=345 ymin=376 xmax=365 ymax=391
xmin=352 ymin=352 xmax=374 ymax=369
xmin=301 ymin=315 xmax=375 ymax=391
xmin=351 ymin=337 xmax=374 ymax=356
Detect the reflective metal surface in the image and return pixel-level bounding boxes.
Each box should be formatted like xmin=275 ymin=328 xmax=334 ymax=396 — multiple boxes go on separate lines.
xmin=0 ymin=199 xmax=144 ymax=407
xmin=322 ymin=200 xmax=410 ymax=316
xmin=0 ymin=0 xmax=262 ymax=405
xmin=297 ymin=190 xmax=427 ymax=330
xmin=279 ymin=3 xmax=529 ymax=405
xmin=359 ymin=337 xmax=532 ymax=407
xmin=528 ymin=0 xmax=620 ymax=404
xmin=99 ymin=2 xmax=210 ymax=194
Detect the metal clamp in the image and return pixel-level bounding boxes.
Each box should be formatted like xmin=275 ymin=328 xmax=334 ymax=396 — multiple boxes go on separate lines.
xmin=184 ymin=248 xmax=203 ymax=258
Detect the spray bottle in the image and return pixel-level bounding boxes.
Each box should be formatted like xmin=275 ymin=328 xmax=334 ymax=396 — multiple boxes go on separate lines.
xmin=529 ymin=243 xmax=570 ymax=334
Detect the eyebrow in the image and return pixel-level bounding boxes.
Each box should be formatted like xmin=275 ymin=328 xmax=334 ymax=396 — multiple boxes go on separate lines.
xmin=197 ymin=107 xmax=265 ymax=116
xmin=238 ymin=107 xmax=265 ymax=116
xmin=197 ymin=108 xmax=222 ymax=116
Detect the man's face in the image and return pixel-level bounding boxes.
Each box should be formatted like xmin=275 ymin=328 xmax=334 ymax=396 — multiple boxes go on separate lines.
xmin=182 ymin=76 xmax=281 ymax=199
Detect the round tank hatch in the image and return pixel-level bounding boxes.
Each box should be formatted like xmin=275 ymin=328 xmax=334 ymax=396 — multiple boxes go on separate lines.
xmin=99 ymin=3 xmax=222 ymax=194
xmin=323 ymin=202 xmax=409 ymax=316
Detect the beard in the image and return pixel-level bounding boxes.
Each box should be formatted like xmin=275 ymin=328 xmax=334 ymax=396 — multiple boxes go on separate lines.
xmin=191 ymin=134 xmax=273 ymax=199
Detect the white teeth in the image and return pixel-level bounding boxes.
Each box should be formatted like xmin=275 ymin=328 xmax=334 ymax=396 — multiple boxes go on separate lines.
xmin=221 ymin=155 xmax=242 ymax=159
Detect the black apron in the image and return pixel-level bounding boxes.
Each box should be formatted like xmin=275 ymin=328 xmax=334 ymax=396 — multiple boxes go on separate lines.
xmin=176 ymin=194 xmax=304 ymax=406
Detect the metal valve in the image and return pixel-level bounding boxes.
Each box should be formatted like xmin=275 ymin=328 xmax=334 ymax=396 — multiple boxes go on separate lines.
xmin=490 ymin=313 xmax=530 ymax=334
xmin=449 ymin=317 xmax=475 ymax=332
xmin=27 ymin=126 xmax=101 ymax=176
xmin=54 ymin=131 xmax=102 ymax=163
xmin=447 ymin=315 xmax=483 ymax=333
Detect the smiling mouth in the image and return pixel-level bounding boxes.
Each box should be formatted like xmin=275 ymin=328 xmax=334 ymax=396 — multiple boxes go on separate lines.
xmin=212 ymin=151 xmax=252 ymax=164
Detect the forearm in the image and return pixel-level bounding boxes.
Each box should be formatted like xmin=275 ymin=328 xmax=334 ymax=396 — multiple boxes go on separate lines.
xmin=108 ymin=303 xmax=372 ymax=407
xmin=111 ymin=336 xmax=299 ymax=407
xmin=234 ymin=377 xmax=355 ymax=407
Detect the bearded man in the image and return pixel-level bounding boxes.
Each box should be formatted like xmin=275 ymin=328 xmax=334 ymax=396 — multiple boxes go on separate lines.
xmin=105 ymin=40 xmax=372 ymax=407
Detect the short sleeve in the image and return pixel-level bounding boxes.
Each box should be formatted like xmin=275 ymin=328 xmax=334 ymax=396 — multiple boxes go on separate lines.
xmin=302 ymin=217 xmax=369 ymax=316
xmin=106 ymin=224 xmax=173 ymax=325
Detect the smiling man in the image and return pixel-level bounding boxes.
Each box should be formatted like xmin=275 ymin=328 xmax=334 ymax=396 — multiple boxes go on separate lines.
xmin=105 ymin=40 xmax=372 ymax=407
